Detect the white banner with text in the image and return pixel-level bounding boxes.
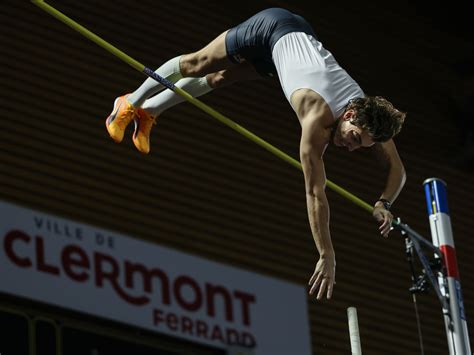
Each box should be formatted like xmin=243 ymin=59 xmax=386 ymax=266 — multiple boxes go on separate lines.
xmin=0 ymin=201 xmax=311 ymax=354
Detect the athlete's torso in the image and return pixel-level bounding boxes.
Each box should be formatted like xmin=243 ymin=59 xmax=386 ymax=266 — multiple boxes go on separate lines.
xmin=226 ymin=8 xmax=364 ymax=118
xmin=272 ymin=32 xmax=364 ymax=120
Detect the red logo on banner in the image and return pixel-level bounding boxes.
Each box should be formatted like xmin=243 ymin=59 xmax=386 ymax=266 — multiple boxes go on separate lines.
xmin=3 ymin=230 xmax=256 ymax=328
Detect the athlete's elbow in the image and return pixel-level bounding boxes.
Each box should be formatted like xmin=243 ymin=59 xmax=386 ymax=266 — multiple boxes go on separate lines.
xmin=305 ymin=184 xmax=326 ymax=200
xmin=400 ymin=166 xmax=407 ymax=187
xmin=393 ymin=161 xmax=407 ymax=187
xmin=300 ymin=150 xmax=310 ymax=166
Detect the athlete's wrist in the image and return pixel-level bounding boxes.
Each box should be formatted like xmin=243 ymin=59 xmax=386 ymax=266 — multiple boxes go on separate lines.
xmin=375 ymin=198 xmax=391 ymax=210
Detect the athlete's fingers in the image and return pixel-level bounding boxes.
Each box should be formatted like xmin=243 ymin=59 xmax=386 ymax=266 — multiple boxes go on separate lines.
xmin=310 ymin=273 xmax=323 ymax=295
xmin=378 ymin=212 xmax=393 ymax=237
xmin=317 ymin=278 xmax=328 ymax=300
xmin=327 ymin=279 xmax=334 ymax=299
xmin=379 ymin=214 xmax=389 ymax=230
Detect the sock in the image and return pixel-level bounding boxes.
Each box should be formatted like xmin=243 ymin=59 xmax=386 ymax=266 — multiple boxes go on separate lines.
xmin=141 ymin=77 xmax=213 ymax=117
xmin=128 ymin=55 xmax=183 ymax=107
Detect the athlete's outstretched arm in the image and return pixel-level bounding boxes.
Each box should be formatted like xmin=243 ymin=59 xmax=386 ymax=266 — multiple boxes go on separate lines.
xmin=299 ymin=115 xmax=335 ymax=300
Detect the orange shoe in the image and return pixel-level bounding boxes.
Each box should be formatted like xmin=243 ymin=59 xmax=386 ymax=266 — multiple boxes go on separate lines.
xmin=105 ymin=94 xmax=136 ymax=143
xmin=133 ymin=108 xmax=157 ymax=154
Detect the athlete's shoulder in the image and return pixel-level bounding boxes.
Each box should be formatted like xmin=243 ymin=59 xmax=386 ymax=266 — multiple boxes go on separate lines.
xmin=291 ymin=89 xmax=334 ymax=124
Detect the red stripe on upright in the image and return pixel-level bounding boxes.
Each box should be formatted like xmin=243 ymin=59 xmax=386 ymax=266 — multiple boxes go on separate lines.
xmin=440 ymin=245 xmax=459 ymax=278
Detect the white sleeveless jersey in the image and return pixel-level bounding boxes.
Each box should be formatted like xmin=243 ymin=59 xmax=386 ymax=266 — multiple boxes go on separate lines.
xmin=272 ymin=32 xmax=364 ymax=119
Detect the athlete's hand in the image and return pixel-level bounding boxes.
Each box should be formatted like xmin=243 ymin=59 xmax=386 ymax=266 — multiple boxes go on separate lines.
xmin=373 ymin=205 xmax=393 ymax=237
xmin=309 ymin=253 xmax=336 ymax=300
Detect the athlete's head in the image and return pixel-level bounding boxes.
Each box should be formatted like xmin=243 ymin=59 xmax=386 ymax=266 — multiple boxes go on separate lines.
xmin=333 ymin=96 xmax=406 ymax=151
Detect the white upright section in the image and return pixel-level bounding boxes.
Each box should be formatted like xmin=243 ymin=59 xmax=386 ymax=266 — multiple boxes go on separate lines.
xmin=428 ymin=214 xmax=457 ymax=355
xmin=424 ymin=178 xmax=471 ymax=355
xmin=347 ymin=307 xmax=362 ymax=355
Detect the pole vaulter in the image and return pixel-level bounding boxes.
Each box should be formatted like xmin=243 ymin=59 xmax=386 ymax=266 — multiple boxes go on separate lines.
xmin=31 ymin=1 xmax=471 ymax=353
xmin=30 ymin=0 xmax=372 ymax=211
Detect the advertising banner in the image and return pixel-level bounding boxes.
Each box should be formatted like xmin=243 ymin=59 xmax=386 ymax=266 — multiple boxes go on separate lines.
xmin=0 ymin=201 xmax=311 ymax=354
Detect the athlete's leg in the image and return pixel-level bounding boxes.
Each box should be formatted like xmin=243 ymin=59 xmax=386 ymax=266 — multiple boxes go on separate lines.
xmin=132 ymin=62 xmax=260 ymax=154
xmin=105 ymin=30 xmax=234 ymax=143
xmin=127 ymin=55 xmax=183 ymax=108
xmin=128 ymin=30 xmax=234 ymax=108
xmin=131 ymin=76 xmax=211 ymax=154
xmin=142 ymin=61 xmax=259 ymax=116
xmin=179 ymin=30 xmax=236 ymax=77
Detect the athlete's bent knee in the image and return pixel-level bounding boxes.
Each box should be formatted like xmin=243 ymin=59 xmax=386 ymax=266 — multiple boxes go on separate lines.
xmin=180 ymin=53 xmax=212 ymax=77
xmin=206 ymin=71 xmax=227 ymax=88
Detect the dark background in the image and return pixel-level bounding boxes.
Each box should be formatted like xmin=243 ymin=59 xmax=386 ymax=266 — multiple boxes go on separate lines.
xmin=1 ymin=0 xmax=473 ymax=353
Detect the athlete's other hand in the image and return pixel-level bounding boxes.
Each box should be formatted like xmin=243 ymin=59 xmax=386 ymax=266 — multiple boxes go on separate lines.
xmin=309 ymin=253 xmax=336 ymax=300
xmin=373 ymin=205 xmax=393 ymax=237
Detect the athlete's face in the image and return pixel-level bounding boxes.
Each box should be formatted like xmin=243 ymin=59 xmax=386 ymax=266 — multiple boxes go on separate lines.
xmin=333 ymin=110 xmax=375 ymax=151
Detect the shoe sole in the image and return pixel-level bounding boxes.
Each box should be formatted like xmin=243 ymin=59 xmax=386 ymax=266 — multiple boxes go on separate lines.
xmin=105 ymin=97 xmax=122 ymax=143
xmin=132 ymin=111 xmax=151 ymax=154
xmin=133 ymin=116 xmax=139 ymax=139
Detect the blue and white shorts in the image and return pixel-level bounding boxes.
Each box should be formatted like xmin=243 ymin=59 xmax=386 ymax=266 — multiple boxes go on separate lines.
xmin=225 ymin=8 xmax=316 ymax=77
